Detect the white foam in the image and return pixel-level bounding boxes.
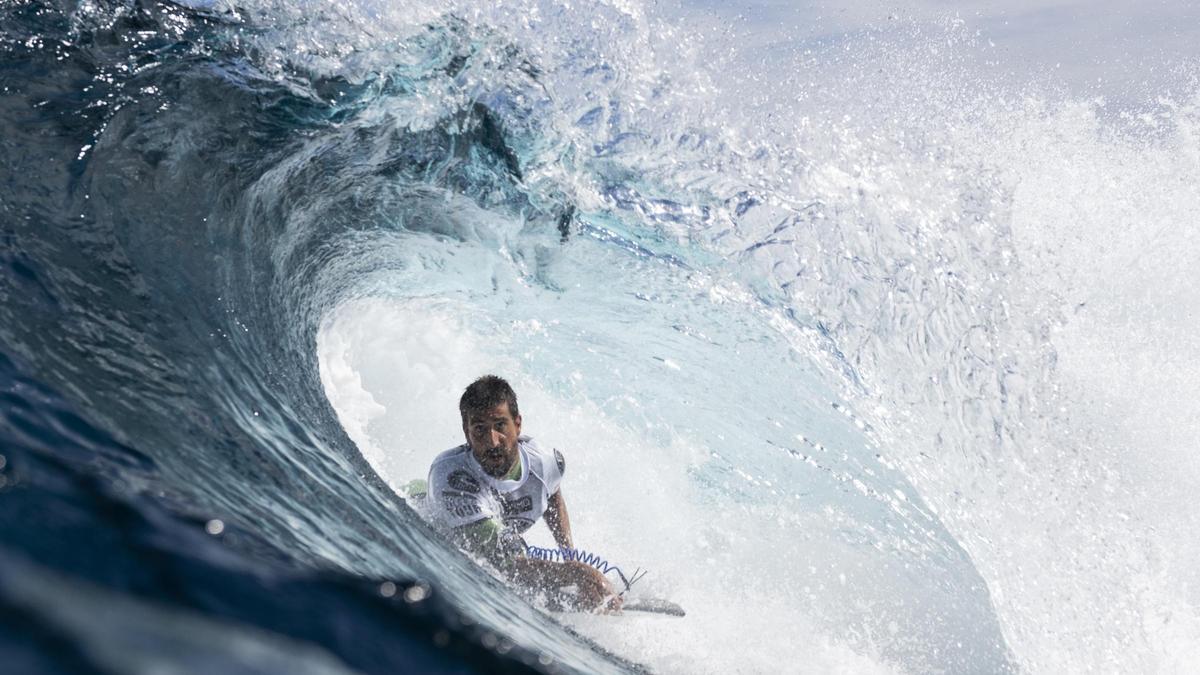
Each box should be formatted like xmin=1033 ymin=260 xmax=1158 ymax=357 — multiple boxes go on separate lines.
xmin=317 ymin=297 xmax=903 ymax=674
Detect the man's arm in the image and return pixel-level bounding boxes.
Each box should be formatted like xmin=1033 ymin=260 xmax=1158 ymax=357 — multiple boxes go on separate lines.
xmin=543 ymin=489 xmax=573 ymax=550
xmin=509 ymin=557 xmax=621 ymax=612
xmin=454 ymin=518 xmax=620 ymax=612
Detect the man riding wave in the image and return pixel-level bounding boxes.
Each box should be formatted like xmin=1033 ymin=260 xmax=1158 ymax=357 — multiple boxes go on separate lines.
xmin=425 ymin=375 xmax=621 ymax=612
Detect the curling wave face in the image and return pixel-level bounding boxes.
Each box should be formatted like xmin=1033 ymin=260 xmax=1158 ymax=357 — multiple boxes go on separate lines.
xmin=0 ymin=1 xmax=628 ymax=672
xmin=3 ymin=0 xmax=1200 ymax=673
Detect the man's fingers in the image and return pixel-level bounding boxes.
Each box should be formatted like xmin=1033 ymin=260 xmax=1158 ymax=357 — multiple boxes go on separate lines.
xmin=603 ymin=592 xmax=623 ymax=612
xmin=559 ymin=564 xmax=621 ymax=611
xmin=581 ymin=578 xmax=609 ymax=607
xmin=590 ymin=593 xmax=618 ymax=614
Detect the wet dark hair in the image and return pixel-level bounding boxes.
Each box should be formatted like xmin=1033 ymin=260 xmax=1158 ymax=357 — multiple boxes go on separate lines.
xmin=459 ymin=374 xmax=519 ymax=422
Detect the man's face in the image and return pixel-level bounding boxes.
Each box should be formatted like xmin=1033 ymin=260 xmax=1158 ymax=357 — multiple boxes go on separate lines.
xmin=463 ymin=402 xmax=522 ymax=478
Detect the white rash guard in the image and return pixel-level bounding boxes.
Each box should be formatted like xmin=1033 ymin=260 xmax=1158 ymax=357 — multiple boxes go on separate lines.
xmin=427 ymin=436 xmax=565 ymax=536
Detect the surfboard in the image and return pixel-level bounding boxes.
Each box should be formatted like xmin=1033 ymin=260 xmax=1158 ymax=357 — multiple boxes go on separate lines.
xmin=621 ymin=597 xmax=686 ymax=617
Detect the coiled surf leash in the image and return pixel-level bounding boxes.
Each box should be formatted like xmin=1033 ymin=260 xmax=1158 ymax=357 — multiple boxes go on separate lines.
xmin=525 ymin=545 xmax=649 ymax=596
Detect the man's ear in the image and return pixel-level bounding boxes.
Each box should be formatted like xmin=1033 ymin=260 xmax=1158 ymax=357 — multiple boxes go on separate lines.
xmin=514 ymin=414 xmax=522 ymax=433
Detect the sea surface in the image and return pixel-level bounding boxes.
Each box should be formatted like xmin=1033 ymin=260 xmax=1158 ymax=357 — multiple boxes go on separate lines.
xmin=2 ymin=0 xmax=1199 ymax=672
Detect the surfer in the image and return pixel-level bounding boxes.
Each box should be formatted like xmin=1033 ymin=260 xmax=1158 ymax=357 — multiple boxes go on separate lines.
xmin=426 ymin=375 xmax=622 ymax=612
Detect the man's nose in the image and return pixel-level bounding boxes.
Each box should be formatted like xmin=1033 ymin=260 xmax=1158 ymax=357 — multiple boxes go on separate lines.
xmin=488 ymin=429 xmax=503 ymax=448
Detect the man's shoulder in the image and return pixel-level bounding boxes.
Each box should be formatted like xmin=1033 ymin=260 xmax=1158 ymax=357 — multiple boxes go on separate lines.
xmin=427 ymin=445 xmax=490 ymax=525
xmin=517 ymin=435 xmax=546 ymax=457
xmin=429 ymin=445 xmax=473 ymax=480
xmin=518 ymin=437 xmax=565 ymax=489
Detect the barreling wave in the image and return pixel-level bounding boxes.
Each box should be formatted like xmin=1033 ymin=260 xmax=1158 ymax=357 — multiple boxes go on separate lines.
xmin=0 ymin=1 xmax=635 ymax=672
xmin=5 ymin=0 xmax=1198 ymax=673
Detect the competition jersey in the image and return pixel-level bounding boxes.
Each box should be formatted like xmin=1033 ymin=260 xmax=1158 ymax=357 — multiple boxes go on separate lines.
xmin=427 ymin=436 xmax=565 ymax=535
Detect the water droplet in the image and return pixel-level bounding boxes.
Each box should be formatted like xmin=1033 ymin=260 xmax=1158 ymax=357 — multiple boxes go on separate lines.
xmin=403 ymin=583 xmax=429 ymax=603
xmin=379 ymin=581 xmax=396 ymax=597
xmin=205 ymin=519 xmax=225 ymax=535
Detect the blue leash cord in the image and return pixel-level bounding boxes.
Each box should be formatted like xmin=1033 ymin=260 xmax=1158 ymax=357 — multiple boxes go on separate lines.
xmin=524 ymin=545 xmax=649 ymax=595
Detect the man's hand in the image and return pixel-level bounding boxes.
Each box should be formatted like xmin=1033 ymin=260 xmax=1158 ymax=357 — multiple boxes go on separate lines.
xmin=455 ymin=518 xmax=620 ymax=612
xmin=564 ymin=561 xmax=623 ymax=612
xmin=511 ymin=559 xmax=623 ymax=612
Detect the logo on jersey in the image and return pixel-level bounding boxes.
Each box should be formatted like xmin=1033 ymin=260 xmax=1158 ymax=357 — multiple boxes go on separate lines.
xmin=554 ymin=449 xmax=565 ymax=475
xmin=500 ymin=495 xmax=533 ymax=516
xmin=440 ymin=493 xmax=482 ymax=518
xmin=502 ymin=517 xmax=535 ymax=532
xmin=447 ymin=470 xmax=481 ymax=494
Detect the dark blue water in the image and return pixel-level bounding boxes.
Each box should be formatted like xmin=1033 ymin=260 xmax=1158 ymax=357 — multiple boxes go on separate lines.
xmin=0 ymin=1 xmax=625 ymax=671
